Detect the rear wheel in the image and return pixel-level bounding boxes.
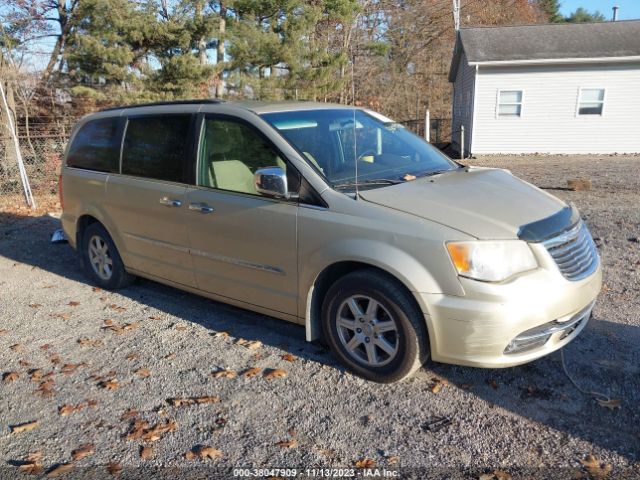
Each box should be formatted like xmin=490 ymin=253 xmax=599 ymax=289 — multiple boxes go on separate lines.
xmin=322 ymin=269 xmax=429 ymax=383
xmin=81 ymin=223 xmax=134 ymax=290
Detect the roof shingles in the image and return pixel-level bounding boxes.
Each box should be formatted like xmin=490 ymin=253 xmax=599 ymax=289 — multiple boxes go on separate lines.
xmin=449 ymin=20 xmax=640 ymax=81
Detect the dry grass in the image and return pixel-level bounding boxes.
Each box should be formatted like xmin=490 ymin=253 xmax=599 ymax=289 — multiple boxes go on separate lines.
xmin=0 ymin=194 xmax=60 ymax=226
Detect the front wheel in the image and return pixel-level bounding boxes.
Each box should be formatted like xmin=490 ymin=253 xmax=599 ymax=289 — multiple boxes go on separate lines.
xmin=321 ymin=270 xmax=430 ymax=383
xmin=81 ymin=222 xmax=134 ymax=290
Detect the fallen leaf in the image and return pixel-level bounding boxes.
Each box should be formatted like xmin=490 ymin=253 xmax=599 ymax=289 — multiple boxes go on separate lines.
xmin=47 ymin=463 xmax=74 ymax=477
xmin=28 ymin=369 xmax=43 ymax=382
xmin=213 ymin=331 xmax=229 ymax=338
xmin=71 ymin=443 xmax=94 ymax=461
xmin=59 ymin=404 xmax=81 ymax=416
xmin=9 ymin=343 xmax=23 ymax=352
xmin=0 ymin=329 xmax=7 ymax=335
xmin=355 ymin=458 xmax=376 ymax=468
xmin=18 ymin=460 xmax=44 ymax=475
xmin=36 ymin=379 xmax=55 ymax=397
xmin=18 ymin=360 xmax=31 ymax=367
xmin=596 ymin=398 xmax=621 ymax=411
xmin=275 ymin=439 xmax=298 ymax=448
xmin=140 ymin=446 xmax=154 ymax=460
xmin=29 ymin=303 xmax=43 ymax=309
xmin=126 ymin=419 xmax=177 ymax=442
xmin=3 ymin=371 xmax=19 ymax=382
xmin=135 ymin=367 xmax=151 ymax=378
xmin=103 ymin=323 xmax=138 ymax=335
xmin=99 ymin=379 xmax=119 ymax=390
xmin=120 ymin=409 xmax=138 ymax=420
xmin=78 ymin=338 xmax=102 ymax=347
xmin=164 ymin=353 xmax=176 ymax=361
xmin=17 ymin=451 xmax=43 ymax=474
xmin=107 ymin=462 xmax=122 ymax=476
xmin=108 ymin=304 xmax=127 ymax=313
xmin=211 ymin=369 xmax=236 ymax=379
xmin=281 ymin=353 xmax=297 ymax=362
xmin=185 ymin=445 xmax=223 ymax=460
xmin=104 ymin=319 xmax=114 ymax=326
xmin=10 ymin=421 xmax=39 ymax=433
xmin=148 ymin=316 xmax=161 ymax=320
xmin=49 ymin=355 xmax=61 ymax=365
xmin=580 ymin=455 xmax=612 ymax=479
xmin=50 ymin=312 xmax=71 ymax=321
xmin=175 ymin=324 xmax=187 ymax=331
xmin=236 ymin=339 xmax=262 ymax=350
xmin=386 ymin=455 xmax=399 ymax=466
xmin=242 ymin=367 xmax=261 ymax=378
xmin=168 ymin=396 xmax=220 ymax=407
xmin=141 ymin=420 xmax=178 ymax=442
xmin=264 ymin=369 xmax=287 ymax=380
xmin=199 ymin=446 xmax=223 ymax=459
xmin=430 ymin=377 xmax=448 ymax=394
xmin=92 ymin=287 xmax=102 ymax=292
xmin=40 ymin=344 xmax=51 ymax=350
xmin=68 ymin=301 xmax=80 ymax=307
xmin=61 ymin=363 xmax=85 ymax=374
xmin=493 ymin=471 xmax=512 ymax=480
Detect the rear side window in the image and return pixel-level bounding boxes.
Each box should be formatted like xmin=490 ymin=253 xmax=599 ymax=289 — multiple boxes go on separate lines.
xmin=122 ymin=115 xmax=191 ymax=182
xmin=66 ymin=118 xmax=120 ymax=172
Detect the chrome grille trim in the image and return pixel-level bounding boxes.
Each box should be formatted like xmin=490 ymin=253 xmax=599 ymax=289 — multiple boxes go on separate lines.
xmin=542 ymin=221 xmax=599 ymax=281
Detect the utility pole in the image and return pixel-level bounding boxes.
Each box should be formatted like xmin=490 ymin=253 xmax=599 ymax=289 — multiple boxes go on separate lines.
xmin=453 ymin=0 xmax=461 ymax=31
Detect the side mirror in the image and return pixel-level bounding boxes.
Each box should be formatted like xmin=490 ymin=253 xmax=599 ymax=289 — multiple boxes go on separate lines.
xmin=254 ymin=167 xmax=288 ymax=198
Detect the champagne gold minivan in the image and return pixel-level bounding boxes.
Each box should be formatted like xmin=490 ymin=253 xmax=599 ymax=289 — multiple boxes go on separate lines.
xmin=60 ymin=100 xmax=601 ymax=383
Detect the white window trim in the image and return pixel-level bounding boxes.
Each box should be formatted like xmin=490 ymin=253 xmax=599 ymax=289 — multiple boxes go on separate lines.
xmin=576 ymin=87 xmax=606 ymax=117
xmin=496 ymin=89 xmax=524 ymax=119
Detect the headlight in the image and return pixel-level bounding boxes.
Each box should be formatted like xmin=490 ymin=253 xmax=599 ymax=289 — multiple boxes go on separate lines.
xmin=446 ymin=240 xmax=537 ymax=282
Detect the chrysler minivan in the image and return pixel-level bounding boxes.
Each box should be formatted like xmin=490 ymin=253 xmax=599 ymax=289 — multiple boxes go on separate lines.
xmin=60 ymin=100 xmax=601 ymax=383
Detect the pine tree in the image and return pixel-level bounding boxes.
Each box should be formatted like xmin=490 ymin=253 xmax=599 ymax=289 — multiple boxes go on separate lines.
xmin=537 ymin=0 xmax=563 ymax=23
xmin=565 ymin=8 xmax=607 ymax=23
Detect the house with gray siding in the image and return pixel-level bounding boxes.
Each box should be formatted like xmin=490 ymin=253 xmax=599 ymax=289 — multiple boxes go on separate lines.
xmin=449 ymin=21 xmax=640 ymax=155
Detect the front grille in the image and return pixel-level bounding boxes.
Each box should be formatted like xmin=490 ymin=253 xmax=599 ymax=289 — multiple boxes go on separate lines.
xmin=543 ymin=221 xmax=599 ymax=281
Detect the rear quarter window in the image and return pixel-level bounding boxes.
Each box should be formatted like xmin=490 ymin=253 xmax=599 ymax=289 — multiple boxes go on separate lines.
xmin=121 ymin=115 xmax=191 ymax=183
xmin=66 ymin=117 xmax=120 ymax=172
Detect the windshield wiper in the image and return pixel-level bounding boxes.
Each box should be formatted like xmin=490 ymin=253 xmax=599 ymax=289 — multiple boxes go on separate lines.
xmin=416 ymin=169 xmax=456 ymax=178
xmin=333 ymin=178 xmax=403 ymax=190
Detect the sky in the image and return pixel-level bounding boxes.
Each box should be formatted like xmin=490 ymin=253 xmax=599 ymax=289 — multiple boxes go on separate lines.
xmin=559 ymin=0 xmax=640 ymax=20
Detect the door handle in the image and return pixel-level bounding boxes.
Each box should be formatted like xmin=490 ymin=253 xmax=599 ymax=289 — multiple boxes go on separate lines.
xmin=159 ymin=197 xmax=182 ymax=207
xmin=188 ymin=202 xmax=214 ymax=213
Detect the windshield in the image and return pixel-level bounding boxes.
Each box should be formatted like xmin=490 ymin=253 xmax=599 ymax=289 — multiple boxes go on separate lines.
xmin=261 ymin=108 xmax=456 ymax=190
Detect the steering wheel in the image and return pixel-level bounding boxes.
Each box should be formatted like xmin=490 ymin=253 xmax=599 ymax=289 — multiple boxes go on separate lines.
xmin=357 ymin=149 xmax=377 ymax=161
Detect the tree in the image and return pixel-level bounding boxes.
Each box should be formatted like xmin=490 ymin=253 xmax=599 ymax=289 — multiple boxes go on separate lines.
xmin=536 ymin=0 xmax=563 ymax=22
xmin=565 ymin=7 xmax=607 ymax=23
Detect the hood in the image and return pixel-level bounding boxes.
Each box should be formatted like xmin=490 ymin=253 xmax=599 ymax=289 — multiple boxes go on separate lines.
xmin=359 ymin=167 xmax=566 ymax=239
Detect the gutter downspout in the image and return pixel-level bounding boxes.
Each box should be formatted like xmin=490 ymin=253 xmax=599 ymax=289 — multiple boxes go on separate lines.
xmin=469 ymin=64 xmax=479 ymax=156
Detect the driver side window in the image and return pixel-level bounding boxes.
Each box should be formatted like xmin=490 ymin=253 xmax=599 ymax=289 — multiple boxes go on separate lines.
xmin=198 ymin=118 xmax=288 ymax=195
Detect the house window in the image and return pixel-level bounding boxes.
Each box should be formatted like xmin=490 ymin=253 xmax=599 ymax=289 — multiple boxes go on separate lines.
xmin=498 ymin=90 xmax=523 ymax=117
xmin=578 ymin=88 xmax=605 ymax=115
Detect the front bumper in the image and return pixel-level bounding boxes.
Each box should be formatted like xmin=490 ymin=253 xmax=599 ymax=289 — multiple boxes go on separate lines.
xmin=419 ymin=245 xmax=602 ymax=368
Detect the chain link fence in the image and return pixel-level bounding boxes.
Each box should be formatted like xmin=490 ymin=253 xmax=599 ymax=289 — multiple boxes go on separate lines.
xmin=1 ymin=135 xmax=67 ymax=196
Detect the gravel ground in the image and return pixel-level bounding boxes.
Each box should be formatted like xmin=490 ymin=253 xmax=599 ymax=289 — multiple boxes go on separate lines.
xmin=0 ymin=155 xmax=638 ymax=479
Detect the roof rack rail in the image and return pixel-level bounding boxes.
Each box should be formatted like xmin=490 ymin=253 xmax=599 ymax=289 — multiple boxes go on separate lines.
xmin=100 ymin=99 xmax=224 ymax=112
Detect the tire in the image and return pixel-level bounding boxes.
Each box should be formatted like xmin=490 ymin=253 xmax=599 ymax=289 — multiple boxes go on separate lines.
xmin=81 ymin=222 xmax=134 ymax=290
xmin=321 ymin=269 xmax=430 ymax=383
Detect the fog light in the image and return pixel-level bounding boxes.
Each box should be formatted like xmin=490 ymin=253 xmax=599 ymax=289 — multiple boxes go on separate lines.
xmin=504 ymin=334 xmax=551 ymax=354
